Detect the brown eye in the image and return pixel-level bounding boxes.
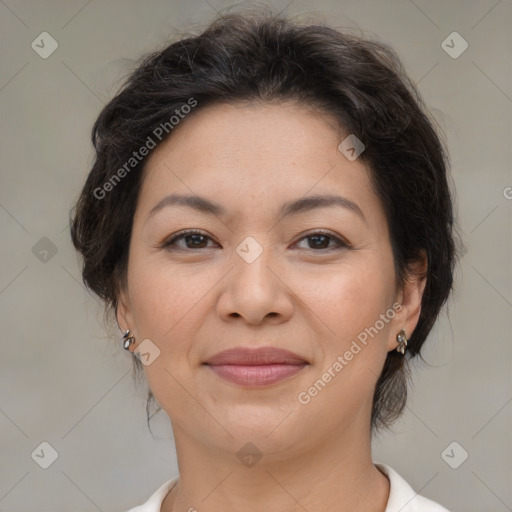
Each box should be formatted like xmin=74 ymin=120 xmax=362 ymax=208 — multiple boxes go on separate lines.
xmin=293 ymin=231 xmax=349 ymax=251
xmin=162 ymin=230 xmax=217 ymax=251
xmin=161 ymin=229 xmax=349 ymax=252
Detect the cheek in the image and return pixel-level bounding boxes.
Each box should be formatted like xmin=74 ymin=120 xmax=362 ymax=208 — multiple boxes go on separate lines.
xmin=291 ymin=258 xmax=394 ymax=335
xmin=127 ymin=254 xmax=218 ymax=344
xmin=292 ymin=264 xmax=394 ymax=434
xmin=294 ymin=260 xmax=395 ymax=398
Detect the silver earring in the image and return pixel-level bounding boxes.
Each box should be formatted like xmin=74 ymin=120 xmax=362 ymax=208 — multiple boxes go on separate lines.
xmin=122 ymin=329 xmax=135 ymax=351
xmin=396 ymin=329 xmax=407 ymax=354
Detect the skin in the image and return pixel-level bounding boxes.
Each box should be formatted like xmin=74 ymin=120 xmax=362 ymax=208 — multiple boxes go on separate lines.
xmin=117 ymin=101 xmax=427 ymax=512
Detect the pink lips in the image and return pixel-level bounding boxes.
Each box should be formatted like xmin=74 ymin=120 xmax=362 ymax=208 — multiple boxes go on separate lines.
xmin=204 ymin=347 xmax=308 ymax=387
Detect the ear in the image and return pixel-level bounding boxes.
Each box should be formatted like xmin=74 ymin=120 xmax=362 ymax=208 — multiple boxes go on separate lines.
xmin=387 ymin=249 xmax=428 ymax=352
xmin=116 ymin=287 xmax=135 ymax=339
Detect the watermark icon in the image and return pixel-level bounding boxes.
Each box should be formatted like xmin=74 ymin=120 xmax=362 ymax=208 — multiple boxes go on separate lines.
xmin=503 ymin=186 xmax=512 ymax=200
xmin=93 ymin=97 xmax=198 ymax=200
xmin=134 ymin=338 xmax=161 ymax=366
xmin=237 ymin=442 xmax=263 ymax=468
xmin=441 ymin=441 xmax=469 ymax=469
xmin=31 ymin=441 xmax=59 ymax=469
xmin=31 ymin=32 xmax=58 ymax=59
xmin=441 ymin=32 xmax=468 ymax=59
xmin=32 ymin=237 xmax=58 ymax=263
xmin=298 ymin=302 xmax=402 ymax=405
xmin=338 ymin=134 xmax=365 ymax=161
xmin=236 ymin=236 xmax=264 ymax=264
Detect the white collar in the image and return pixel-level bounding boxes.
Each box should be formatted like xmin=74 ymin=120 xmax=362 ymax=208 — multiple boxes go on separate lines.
xmin=127 ymin=463 xmax=449 ymax=511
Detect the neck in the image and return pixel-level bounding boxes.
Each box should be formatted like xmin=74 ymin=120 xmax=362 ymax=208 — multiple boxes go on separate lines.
xmin=161 ymin=422 xmax=389 ymax=512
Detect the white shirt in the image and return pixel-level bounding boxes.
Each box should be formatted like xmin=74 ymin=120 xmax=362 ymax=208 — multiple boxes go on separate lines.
xmin=125 ymin=462 xmax=450 ymax=512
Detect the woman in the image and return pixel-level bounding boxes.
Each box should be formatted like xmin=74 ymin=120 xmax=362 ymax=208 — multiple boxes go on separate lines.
xmin=71 ymin=9 xmax=460 ymax=512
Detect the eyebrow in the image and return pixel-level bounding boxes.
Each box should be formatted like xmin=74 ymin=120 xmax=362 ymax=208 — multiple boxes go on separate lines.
xmin=147 ymin=193 xmax=367 ymax=224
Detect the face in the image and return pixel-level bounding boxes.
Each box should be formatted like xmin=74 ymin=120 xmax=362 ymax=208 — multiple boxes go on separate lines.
xmin=117 ymin=101 xmax=425 ymax=458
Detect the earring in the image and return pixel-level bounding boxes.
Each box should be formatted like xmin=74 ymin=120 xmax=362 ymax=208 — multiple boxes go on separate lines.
xmin=396 ymin=329 xmax=407 ymax=354
xmin=122 ymin=329 xmax=135 ymax=351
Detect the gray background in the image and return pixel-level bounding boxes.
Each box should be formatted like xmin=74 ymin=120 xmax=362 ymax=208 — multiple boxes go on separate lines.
xmin=1 ymin=0 xmax=511 ymax=510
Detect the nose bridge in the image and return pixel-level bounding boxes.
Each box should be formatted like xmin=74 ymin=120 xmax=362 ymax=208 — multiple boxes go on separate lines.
xmin=232 ymin=232 xmax=278 ymax=288
xmin=217 ymin=230 xmax=291 ymax=323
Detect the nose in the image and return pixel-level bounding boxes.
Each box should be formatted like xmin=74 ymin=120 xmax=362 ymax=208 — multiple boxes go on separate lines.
xmin=216 ymin=239 xmax=294 ymax=325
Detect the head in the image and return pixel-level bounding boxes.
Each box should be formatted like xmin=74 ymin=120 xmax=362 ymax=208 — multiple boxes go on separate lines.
xmin=71 ymin=10 xmax=460 ymax=450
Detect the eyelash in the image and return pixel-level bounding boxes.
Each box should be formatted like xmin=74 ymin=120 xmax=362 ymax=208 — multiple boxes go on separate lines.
xmin=160 ymin=229 xmax=350 ymax=252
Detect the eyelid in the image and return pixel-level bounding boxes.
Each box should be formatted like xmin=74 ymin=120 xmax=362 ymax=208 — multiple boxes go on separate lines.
xmin=161 ymin=228 xmax=351 ymax=250
xmin=161 ymin=228 xmax=215 ymax=248
xmin=292 ymin=229 xmax=351 ymax=249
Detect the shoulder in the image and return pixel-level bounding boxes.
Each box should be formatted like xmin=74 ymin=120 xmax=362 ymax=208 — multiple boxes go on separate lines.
xmin=123 ymin=476 xmax=179 ymax=512
xmin=375 ymin=462 xmax=451 ymax=512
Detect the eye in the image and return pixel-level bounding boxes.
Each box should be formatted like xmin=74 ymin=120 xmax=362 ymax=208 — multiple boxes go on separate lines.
xmin=293 ymin=230 xmax=349 ymax=251
xmin=161 ymin=229 xmax=218 ymax=251
xmin=160 ymin=229 xmax=350 ymax=252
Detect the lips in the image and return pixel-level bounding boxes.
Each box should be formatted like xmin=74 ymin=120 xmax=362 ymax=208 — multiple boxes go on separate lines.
xmin=203 ymin=347 xmax=308 ymax=387
xmin=204 ymin=347 xmax=308 ymax=366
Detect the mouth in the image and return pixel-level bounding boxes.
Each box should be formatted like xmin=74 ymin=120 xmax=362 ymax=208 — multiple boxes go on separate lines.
xmin=203 ymin=347 xmax=309 ymax=387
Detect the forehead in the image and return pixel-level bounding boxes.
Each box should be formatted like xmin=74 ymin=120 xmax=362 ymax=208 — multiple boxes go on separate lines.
xmin=136 ymin=102 xmax=385 ymax=231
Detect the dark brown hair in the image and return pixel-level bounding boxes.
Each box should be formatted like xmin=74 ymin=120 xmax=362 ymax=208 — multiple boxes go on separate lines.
xmin=71 ymin=7 xmax=463 ymax=435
